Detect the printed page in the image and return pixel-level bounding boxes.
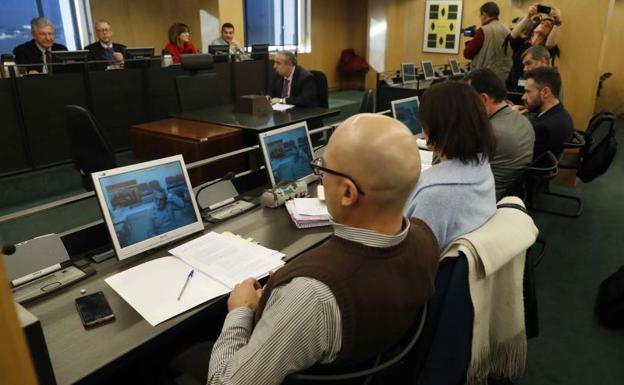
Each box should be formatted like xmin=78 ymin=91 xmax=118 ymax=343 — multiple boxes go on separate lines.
xmin=293 ymin=198 xmax=330 ymax=217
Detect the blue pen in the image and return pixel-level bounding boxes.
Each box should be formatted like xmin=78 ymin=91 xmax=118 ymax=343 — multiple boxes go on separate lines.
xmin=177 ymin=269 xmax=194 ymax=301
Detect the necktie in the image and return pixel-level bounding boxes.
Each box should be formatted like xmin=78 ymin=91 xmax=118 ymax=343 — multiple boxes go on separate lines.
xmin=281 ymin=78 xmax=290 ymax=98
xmin=105 ymin=47 xmax=115 ymax=63
xmin=44 ymin=50 xmax=52 ymax=74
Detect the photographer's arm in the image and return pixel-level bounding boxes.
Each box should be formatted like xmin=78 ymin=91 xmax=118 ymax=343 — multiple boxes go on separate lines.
xmin=545 ymin=8 xmax=561 ymax=49
xmin=511 ymin=4 xmax=538 ymax=39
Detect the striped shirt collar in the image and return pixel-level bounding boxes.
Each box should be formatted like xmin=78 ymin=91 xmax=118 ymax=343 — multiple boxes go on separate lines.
xmin=332 ymin=218 xmax=410 ymax=248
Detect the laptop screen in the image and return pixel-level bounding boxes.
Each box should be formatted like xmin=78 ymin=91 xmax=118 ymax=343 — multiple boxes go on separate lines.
xmin=391 ymin=96 xmax=422 ymax=135
xmin=92 ymin=155 xmax=204 ymax=260
xmin=401 ymin=63 xmax=417 ymax=83
xmin=421 ymin=61 xmax=435 ymax=80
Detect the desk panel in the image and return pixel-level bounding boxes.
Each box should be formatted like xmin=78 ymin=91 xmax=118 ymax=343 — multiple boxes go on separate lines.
xmin=233 ymin=60 xmax=268 ymax=98
xmin=0 ymin=79 xmax=30 ymax=175
xmin=214 ymin=62 xmax=233 ymax=104
xmin=25 ymin=202 xmax=332 ymax=384
xmin=90 ymin=69 xmax=147 ymax=151
xmin=144 ymin=66 xmax=184 ymax=121
xmin=18 ymin=73 xmax=88 ymax=167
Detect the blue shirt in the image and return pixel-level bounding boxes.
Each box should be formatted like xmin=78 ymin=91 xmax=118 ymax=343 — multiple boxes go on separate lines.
xmin=404 ymin=157 xmax=496 ymax=251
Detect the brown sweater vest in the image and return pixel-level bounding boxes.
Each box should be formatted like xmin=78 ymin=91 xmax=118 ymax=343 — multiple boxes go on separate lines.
xmin=255 ymin=218 xmax=439 ymax=364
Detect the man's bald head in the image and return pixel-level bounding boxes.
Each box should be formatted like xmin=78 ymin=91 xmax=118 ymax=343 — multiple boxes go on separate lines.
xmin=324 ymin=113 xmax=421 ymax=211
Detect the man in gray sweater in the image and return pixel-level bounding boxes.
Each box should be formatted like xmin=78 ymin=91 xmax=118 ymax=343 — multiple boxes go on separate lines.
xmin=465 ymin=69 xmax=535 ymax=199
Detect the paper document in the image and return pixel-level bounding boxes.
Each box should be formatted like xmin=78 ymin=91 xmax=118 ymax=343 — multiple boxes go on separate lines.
xmin=293 ymin=198 xmax=330 ymax=216
xmin=272 ymin=103 xmax=295 ymax=111
xmin=419 ymin=150 xmax=433 ymax=171
xmin=105 ymin=256 xmax=229 ymax=326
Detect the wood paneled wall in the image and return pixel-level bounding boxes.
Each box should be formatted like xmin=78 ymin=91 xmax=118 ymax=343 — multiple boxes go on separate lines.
xmin=595 ymin=0 xmax=624 ymax=116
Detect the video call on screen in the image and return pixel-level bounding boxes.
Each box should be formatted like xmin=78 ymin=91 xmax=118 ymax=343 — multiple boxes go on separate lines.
xmin=265 ymin=127 xmax=313 ymax=184
xmin=98 ymin=162 xmax=197 ymax=248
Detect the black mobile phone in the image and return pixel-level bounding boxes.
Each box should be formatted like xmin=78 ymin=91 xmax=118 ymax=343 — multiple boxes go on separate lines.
xmin=75 ymin=291 xmax=115 ymax=328
xmin=537 ymin=5 xmax=552 ymax=14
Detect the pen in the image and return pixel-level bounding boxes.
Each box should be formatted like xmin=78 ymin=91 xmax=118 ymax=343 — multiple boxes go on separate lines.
xmin=177 ymin=269 xmax=194 ymax=301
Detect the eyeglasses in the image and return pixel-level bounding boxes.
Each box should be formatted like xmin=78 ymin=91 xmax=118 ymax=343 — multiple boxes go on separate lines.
xmin=310 ymin=157 xmax=365 ymax=195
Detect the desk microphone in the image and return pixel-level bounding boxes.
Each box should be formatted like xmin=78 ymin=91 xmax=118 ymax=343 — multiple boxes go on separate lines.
xmin=195 ymin=172 xmax=237 ymax=211
xmin=2 ymin=244 xmax=16 ymax=255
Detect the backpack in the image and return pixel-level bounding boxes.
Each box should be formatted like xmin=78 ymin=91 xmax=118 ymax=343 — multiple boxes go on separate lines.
xmin=595 ymin=265 xmax=624 ymax=329
xmin=577 ymin=113 xmax=617 ymax=183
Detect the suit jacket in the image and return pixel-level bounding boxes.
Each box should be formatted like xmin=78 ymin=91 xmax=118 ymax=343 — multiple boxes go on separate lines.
xmin=83 ymin=42 xmax=126 ymax=70
xmin=13 ymin=40 xmax=68 ymax=72
xmin=271 ymin=65 xmax=318 ymax=107
xmin=531 ymin=103 xmax=574 ymax=159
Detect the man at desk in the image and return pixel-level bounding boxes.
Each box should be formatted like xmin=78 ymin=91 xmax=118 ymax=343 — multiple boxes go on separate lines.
xmin=210 ymin=22 xmax=249 ymax=61
xmin=13 ymin=17 xmax=67 ymax=74
xmin=206 ymin=114 xmax=439 ymax=384
xmin=84 ymin=20 xmax=126 ymax=70
xmin=270 ymin=50 xmax=318 ymax=107
xmin=147 ymin=188 xmax=187 ymax=237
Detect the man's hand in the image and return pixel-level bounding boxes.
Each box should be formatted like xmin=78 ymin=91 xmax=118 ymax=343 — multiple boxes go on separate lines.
xmin=270 ymin=97 xmax=282 ymax=105
xmin=228 ymin=278 xmax=263 ymax=311
xmin=511 ymin=104 xmax=528 ymax=115
xmin=550 ymin=7 xmax=562 ymax=22
xmin=528 ymin=4 xmax=538 ymax=16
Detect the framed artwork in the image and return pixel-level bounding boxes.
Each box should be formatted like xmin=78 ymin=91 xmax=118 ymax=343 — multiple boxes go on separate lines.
xmin=423 ymin=0 xmax=464 ymax=54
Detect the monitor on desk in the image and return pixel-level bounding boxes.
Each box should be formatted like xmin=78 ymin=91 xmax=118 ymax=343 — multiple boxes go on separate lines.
xmin=209 ymin=45 xmax=230 ymax=63
xmin=421 ymin=60 xmax=436 ymax=80
xmin=391 ymin=96 xmax=422 ymax=136
xmin=126 ymin=47 xmax=155 ymax=59
xmin=92 ymin=155 xmax=204 ymax=261
xmin=401 ymin=62 xmax=417 ymax=84
xmin=251 ymin=44 xmax=269 ymax=60
xmin=449 ymin=59 xmax=462 ymax=76
xmin=51 ymin=50 xmax=89 ymax=73
xmin=258 ymin=122 xmax=317 ymax=187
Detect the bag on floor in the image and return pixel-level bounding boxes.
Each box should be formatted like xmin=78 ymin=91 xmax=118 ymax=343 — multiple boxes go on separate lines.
xmin=595 ymin=265 xmax=624 ymax=329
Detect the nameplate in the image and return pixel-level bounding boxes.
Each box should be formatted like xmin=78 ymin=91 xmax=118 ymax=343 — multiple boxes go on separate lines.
xmin=233 ymin=95 xmax=272 ymax=115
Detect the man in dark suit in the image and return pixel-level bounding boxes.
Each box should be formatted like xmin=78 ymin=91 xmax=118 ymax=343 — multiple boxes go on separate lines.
xmin=270 ymin=51 xmax=318 ymax=107
xmin=522 ymin=67 xmax=573 ymax=159
xmin=13 ymin=17 xmax=67 ymax=74
xmin=83 ymin=20 xmax=126 ymax=70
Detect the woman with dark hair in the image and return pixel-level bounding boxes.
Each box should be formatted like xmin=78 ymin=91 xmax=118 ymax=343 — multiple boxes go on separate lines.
xmin=165 ymin=22 xmax=198 ymax=64
xmin=404 ymin=81 xmax=497 ymax=250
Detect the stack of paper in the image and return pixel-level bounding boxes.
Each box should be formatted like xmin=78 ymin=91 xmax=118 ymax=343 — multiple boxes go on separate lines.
xmin=285 ymin=198 xmax=331 ymax=229
xmin=419 ymin=149 xmax=433 ymax=171
xmin=105 ymin=232 xmax=285 ymax=326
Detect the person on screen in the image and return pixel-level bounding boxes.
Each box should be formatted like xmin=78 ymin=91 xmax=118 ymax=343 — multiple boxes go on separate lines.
xmin=205 ymin=114 xmax=438 ymax=385
xmin=13 ymin=17 xmax=67 ymax=74
xmin=210 ymin=22 xmax=249 ymax=61
xmin=84 ymin=20 xmax=126 ymax=70
xmin=274 ymin=147 xmax=311 ymax=182
xmin=164 ymin=22 xmax=198 ymax=64
xmin=269 ymin=51 xmax=318 ymax=107
xmin=147 ymin=188 xmax=186 ymax=237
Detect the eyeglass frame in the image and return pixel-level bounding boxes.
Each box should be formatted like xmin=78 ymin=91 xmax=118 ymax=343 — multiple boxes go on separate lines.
xmin=310 ymin=157 xmax=365 ymax=196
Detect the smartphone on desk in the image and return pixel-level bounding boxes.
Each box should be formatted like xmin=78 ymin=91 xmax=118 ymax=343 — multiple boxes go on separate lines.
xmin=75 ymin=291 xmax=115 ymax=328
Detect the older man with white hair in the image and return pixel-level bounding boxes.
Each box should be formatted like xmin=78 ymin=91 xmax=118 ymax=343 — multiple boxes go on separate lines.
xmin=13 ymin=17 xmax=67 ymax=74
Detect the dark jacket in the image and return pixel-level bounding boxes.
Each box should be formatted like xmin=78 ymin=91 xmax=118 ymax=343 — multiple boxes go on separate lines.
xmin=84 ymin=41 xmax=127 ymax=68
xmin=13 ymin=39 xmax=68 ymax=72
xmin=531 ymin=103 xmax=574 ymax=159
xmin=271 ymin=65 xmax=318 ymax=107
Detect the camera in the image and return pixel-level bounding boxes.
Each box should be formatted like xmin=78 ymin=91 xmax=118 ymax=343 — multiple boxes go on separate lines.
xmin=536 ymin=5 xmax=552 ymax=14
xmin=461 ymin=25 xmax=476 ymax=38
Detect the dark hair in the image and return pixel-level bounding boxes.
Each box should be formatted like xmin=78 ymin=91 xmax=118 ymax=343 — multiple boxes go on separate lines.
xmin=521 ymin=45 xmax=551 ymax=62
xmin=480 ymin=2 xmax=500 ymax=17
xmin=419 ymin=81 xmax=495 ymax=164
xmin=525 ymin=66 xmax=561 ymax=98
xmin=221 ymin=22 xmax=235 ymax=31
xmin=168 ymin=22 xmax=189 ymax=45
xmin=464 ymin=69 xmax=507 ymax=103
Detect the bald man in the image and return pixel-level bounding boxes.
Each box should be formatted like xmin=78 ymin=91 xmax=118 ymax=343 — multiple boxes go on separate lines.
xmin=207 ymin=114 xmax=439 ymax=384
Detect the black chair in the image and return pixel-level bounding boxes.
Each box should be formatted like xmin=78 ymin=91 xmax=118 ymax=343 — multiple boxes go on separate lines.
xmin=175 ymin=53 xmax=221 ymax=112
xmin=65 ymin=105 xmax=117 ymax=191
xmin=359 ymin=89 xmax=375 ymax=113
xmin=310 ymin=70 xmax=329 ymax=108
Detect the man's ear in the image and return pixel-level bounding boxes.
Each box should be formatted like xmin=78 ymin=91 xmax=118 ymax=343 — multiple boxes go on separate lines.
xmin=340 ymin=179 xmax=359 ymax=207
xmin=480 ymin=93 xmax=489 ymax=105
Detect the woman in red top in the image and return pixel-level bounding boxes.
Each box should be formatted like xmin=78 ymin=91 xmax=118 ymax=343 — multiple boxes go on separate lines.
xmin=165 ymin=22 xmax=198 ymax=64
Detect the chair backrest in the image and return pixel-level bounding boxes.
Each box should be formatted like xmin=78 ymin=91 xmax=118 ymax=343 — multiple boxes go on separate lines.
xmin=180 ymin=53 xmax=214 ymax=72
xmin=286 ymin=305 xmax=428 ymax=384
xmin=175 ymin=72 xmax=222 ymax=112
xmin=359 ymin=89 xmax=375 ymax=113
xmin=310 ymin=70 xmax=329 ymax=108
xmin=577 ymin=112 xmax=617 ymax=183
xmin=64 ymin=105 xmax=117 ymax=190
xmin=500 ymin=150 xmax=558 ymax=201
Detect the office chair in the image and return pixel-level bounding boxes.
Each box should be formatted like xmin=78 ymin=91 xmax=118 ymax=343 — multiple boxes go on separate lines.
xmin=358 ymin=89 xmax=376 ymax=113
xmin=65 ymin=105 xmax=117 ymax=191
xmin=176 ymin=53 xmax=222 ymax=112
xmin=310 ymin=70 xmax=329 ymax=108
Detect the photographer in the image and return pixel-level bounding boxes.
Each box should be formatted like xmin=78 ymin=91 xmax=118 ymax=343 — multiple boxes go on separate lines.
xmin=506 ymin=4 xmax=562 ymax=91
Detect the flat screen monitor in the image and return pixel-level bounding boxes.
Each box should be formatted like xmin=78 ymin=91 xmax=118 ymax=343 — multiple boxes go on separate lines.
xmin=92 ymin=155 xmax=204 ymax=261
xmin=449 ymin=59 xmax=461 ymax=76
xmin=51 ymin=50 xmax=89 ymax=62
xmin=401 ymin=62 xmax=417 ymax=84
xmin=251 ymin=44 xmax=269 ymax=60
xmin=125 ymin=47 xmax=154 ymax=59
xmin=391 ymin=96 xmax=422 ymax=136
xmin=258 ymin=122 xmax=316 ymax=187
xmin=421 ymin=60 xmax=435 ymax=80
xmin=209 ymin=45 xmax=230 ymax=63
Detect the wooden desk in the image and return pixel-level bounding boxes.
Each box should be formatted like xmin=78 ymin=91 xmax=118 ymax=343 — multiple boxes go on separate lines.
xmin=131 ymin=118 xmax=247 ymax=186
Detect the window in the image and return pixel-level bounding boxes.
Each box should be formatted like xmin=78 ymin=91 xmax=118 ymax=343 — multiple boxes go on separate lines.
xmin=244 ymin=0 xmax=310 ymax=53
xmin=0 ymin=0 xmax=93 ymax=54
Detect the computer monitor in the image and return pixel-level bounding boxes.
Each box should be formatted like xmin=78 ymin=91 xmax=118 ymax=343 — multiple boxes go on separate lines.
xmin=258 ymin=122 xmax=317 ymax=187
xmin=51 ymin=50 xmax=89 ymax=62
xmin=209 ymin=45 xmax=230 ymax=63
xmin=449 ymin=59 xmax=461 ymax=76
xmin=391 ymin=96 xmax=422 ymax=136
xmin=401 ymin=62 xmax=417 ymax=84
xmin=421 ymin=60 xmax=435 ymax=80
xmin=92 ymin=155 xmax=204 ymax=261
xmin=125 ymin=47 xmax=154 ymax=59
xmin=251 ymin=44 xmax=269 ymax=60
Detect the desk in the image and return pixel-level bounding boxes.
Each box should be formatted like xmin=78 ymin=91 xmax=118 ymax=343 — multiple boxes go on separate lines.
xmin=24 ymin=200 xmax=332 ymax=384
xmin=171 ymin=104 xmax=340 ymax=132
xmin=130 ymin=118 xmax=247 ymax=186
